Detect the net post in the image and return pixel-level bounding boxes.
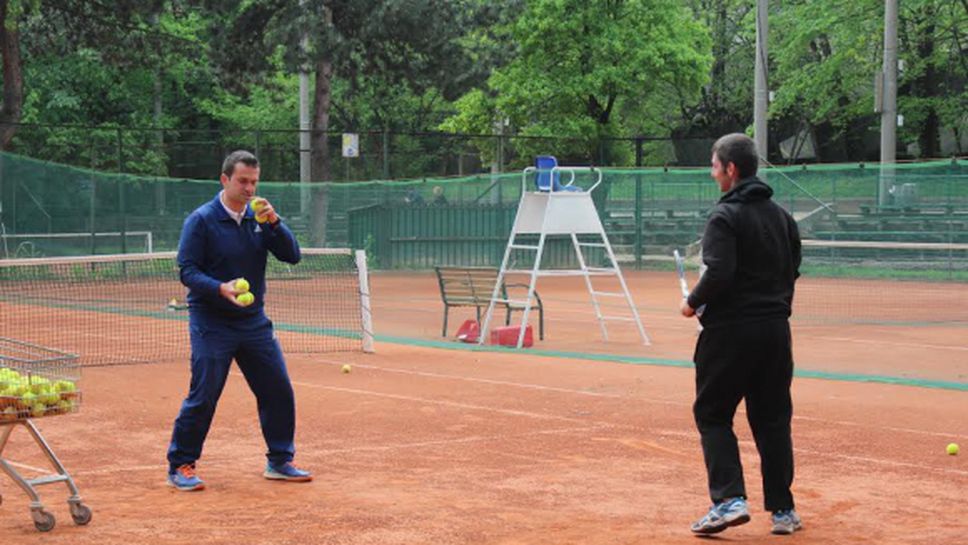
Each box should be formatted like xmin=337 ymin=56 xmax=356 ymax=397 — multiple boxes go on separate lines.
xmin=355 ymin=249 xmax=375 ymax=353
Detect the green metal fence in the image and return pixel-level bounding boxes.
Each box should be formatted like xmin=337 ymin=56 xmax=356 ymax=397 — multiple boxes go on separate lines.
xmin=2 ymin=151 xmax=966 ymax=270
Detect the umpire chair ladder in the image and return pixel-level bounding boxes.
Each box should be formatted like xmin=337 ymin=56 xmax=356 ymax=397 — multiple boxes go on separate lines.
xmin=479 ymin=158 xmax=650 ymax=348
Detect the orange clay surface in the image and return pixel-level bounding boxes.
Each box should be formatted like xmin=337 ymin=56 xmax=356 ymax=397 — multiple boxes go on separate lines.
xmin=0 ymin=270 xmax=964 ymax=543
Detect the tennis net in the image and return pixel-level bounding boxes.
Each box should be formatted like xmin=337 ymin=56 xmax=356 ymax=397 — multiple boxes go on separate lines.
xmin=0 ymin=249 xmax=374 ymax=366
xmin=794 ymin=239 xmax=968 ymax=325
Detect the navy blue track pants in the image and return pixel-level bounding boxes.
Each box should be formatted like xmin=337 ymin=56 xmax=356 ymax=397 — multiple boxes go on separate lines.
xmin=167 ymin=314 xmax=295 ymax=470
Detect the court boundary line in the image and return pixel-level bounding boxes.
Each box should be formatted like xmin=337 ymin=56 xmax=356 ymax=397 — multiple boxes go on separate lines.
xmin=40 ymin=367 xmax=965 ymax=480
xmin=305 ymin=358 xmax=966 ymax=439
xmin=369 ymin=334 xmax=968 ymax=392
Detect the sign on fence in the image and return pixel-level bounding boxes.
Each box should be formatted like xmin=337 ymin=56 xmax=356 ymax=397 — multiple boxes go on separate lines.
xmin=342 ymin=133 xmax=359 ymax=158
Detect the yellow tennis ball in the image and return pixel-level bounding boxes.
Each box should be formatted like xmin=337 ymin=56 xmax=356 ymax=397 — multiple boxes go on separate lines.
xmin=237 ymin=292 xmax=255 ymax=306
xmin=20 ymin=391 xmax=37 ymax=407
xmin=55 ymin=380 xmax=76 ymax=393
xmin=235 ymin=278 xmax=250 ymax=293
xmin=250 ymin=198 xmax=269 ymax=224
xmin=947 ymin=443 xmax=960 ymax=456
xmin=340 ymin=364 xmax=351 ymax=374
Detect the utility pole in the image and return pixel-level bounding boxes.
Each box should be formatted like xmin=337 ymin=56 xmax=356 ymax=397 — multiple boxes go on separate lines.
xmin=299 ymin=0 xmax=312 ymax=215
xmin=754 ymin=0 xmax=769 ymax=171
xmin=879 ymin=0 xmax=898 ymax=206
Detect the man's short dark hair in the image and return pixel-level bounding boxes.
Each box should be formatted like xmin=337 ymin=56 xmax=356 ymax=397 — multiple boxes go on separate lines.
xmin=221 ymin=150 xmax=259 ymax=177
xmin=712 ymin=133 xmax=758 ymax=179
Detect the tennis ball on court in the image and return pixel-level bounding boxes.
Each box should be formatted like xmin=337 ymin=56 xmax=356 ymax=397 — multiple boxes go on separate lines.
xmin=234 ymin=278 xmax=250 ymax=293
xmin=30 ymin=403 xmax=46 ymax=418
xmin=947 ymin=443 xmax=960 ymax=456
xmin=341 ymin=364 xmax=352 ymax=374
xmin=250 ymin=198 xmax=268 ymax=223
xmin=237 ymin=292 xmax=255 ymax=306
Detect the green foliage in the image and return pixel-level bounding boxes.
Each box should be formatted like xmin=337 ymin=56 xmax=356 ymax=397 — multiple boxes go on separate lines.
xmin=771 ymin=0 xmax=967 ymax=157
xmin=771 ymin=0 xmax=883 ymax=128
xmin=445 ymin=0 xmax=712 ymax=166
xmin=196 ymin=50 xmax=300 ymax=141
xmin=2 ymin=0 xmax=964 ymax=178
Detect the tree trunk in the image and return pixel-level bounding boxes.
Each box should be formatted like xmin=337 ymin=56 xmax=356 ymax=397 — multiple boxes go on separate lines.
xmin=0 ymin=0 xmax=24 ymax=150
xmin=310 ymin=55 xmax=333 ymax=245
xmin=916 ymin=14 xmax=939 ymax=158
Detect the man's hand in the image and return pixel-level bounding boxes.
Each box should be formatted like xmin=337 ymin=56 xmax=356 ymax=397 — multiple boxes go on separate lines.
xmin=219 ymin=281 xmax=247 ymax=306
xmin=252 ymin=197 xmax=279 ymax=225
xmin=680 ymin=298 xmax=696 ymax=317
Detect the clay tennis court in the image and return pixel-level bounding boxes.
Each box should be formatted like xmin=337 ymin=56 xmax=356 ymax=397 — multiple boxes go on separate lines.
xmin=0 ymin=270 xmax=965 ymax=543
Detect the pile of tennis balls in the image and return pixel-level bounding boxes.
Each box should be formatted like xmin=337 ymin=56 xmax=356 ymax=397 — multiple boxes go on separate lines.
xmin=0 ymin=367 xmax=79 ymax=421
xmin=234 ymin=277 xmax=254 ymax=306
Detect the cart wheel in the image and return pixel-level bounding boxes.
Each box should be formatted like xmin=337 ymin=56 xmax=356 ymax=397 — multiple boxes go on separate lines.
xmin=33 ymin=510 xmax=56 ymax=532
xmin=70 ymin=503 xmax=93 ymax=525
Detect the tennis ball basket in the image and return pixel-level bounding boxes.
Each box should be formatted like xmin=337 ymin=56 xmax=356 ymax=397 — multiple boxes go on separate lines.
xmin=0 ymin=337 xmax=91 ymax=532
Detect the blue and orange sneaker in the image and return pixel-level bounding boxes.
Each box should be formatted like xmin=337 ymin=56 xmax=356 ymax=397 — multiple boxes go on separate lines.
xmin=690 ymin=496 xmax=750 ymax=534
xmin=263 ymin=462 xmax=312 ymax=482
xmin=167 ymin=463 xmax=205 ymax=491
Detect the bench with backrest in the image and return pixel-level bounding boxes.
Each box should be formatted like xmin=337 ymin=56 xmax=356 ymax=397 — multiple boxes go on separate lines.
xmin=434 ymin=266 xmax=544 ymax=340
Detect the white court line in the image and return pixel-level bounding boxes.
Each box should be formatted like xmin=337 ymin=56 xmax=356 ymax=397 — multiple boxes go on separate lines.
xmin=310 ymin=424 xmax=612 ymax=456
xmin=795 ymin=447 xmax=968 ymax=477
xmin=307 ymin=358 xmax=966 ymax=439
xmin=792 ymin=415 xmax=966 ymax=439
xmin=14 ymin=323 xmax=185 ymax=350
xmin=70 ymin=425 xmax=611 ymax=477
xmin=3 ymin=460 xmax=50 ymax=474
xmin=262 ymin=373 xmax=596 ymax=424
xmin=808 ymin=336 xmax=968 ymax=352
xmin=316 ymin=360 xmax=688 ymax=405
xmin=656 ymin=429 xmax=968 ymax=477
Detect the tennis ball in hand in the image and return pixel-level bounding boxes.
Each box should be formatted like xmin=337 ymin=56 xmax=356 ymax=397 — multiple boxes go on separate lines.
xmin=237 ymin=292 xmax=255 ymax=306
xmin=341 ymin=364 xmax=352 ymax=374
xmin=235 ymin=278 xmax=250 ymax=293
xmin=250 ymin=198 xmax=268 ymax=223
xmin=947 ymin=443 xmax=960 ymax=456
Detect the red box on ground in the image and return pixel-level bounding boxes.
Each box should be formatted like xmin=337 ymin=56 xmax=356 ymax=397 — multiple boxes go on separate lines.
xmin=455 ymin=319 xmax=480 ymax=343
xmin=490 ymin=325 xmax=533 ymax=348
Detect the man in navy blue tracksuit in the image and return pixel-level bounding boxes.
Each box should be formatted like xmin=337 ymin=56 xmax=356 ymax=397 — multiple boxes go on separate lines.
xmin=166 ymin=150 xmax=311 ymax=490
xmin=681 ymin=134 xmax=802 ymax=535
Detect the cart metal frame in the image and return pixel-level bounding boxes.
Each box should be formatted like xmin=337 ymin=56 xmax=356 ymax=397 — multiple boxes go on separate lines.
xmin=0 ymin=338 xmax=91 ymax=532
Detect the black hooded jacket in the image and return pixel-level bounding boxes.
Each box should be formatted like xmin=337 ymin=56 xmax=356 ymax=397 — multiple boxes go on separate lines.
xmin=687 ymin=176 xmax=801 ymax=329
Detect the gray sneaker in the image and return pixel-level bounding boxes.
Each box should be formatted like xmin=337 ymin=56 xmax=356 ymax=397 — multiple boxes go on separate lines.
xmin=771 ymin=509 xmax=802 ymax=535
xmin=690 ymin=496 xmax=751 ymax=534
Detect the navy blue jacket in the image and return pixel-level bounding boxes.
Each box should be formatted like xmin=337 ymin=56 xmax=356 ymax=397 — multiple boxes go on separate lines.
xmin=177 ymin=193 xmax=301 ymax=319
xmin=688 ymin=177 xmax=801 ymax=328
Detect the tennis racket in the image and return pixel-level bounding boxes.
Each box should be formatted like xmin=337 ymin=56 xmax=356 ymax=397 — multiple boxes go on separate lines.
xmin=673 ymin=249 xmax=690 ymax=299
xmin=674 ymin=249 xmax=705 ymax=316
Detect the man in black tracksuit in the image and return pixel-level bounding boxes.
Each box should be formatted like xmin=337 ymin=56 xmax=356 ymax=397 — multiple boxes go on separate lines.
xmin=681 ymin=134 xmax=803 ymax=536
